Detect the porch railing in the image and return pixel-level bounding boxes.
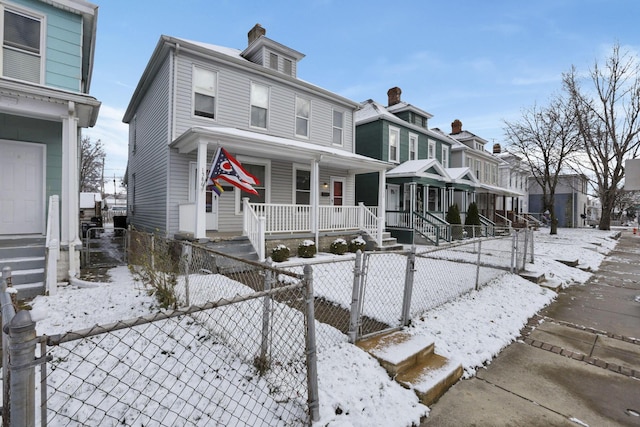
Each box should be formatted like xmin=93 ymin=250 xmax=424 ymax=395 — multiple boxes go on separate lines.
xmin=420 ymin=211 xmax=451 ymax=243
xmin=244 ymin=202 xmax=381 ymax=260
xmin=45 ymin=195 xmax=60 ymax=296
xmin=479 ymin=214 xmax=496 ymax=237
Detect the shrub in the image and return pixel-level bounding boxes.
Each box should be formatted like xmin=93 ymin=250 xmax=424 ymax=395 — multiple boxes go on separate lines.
xmin=464 ymin=202 xmax=481 ymax=237
xmin=349 ymin=236 xmax=367 ymax=253
xmin=271 ymin=244 xmax=290 ymax=262
xmin=446 ymin=204 xmax=463 ymax=240
xmin=130 ymin=232 xmax=179 ymax=309
xmin=330 ymin=238 xmax=348 ymax=255
xmin=298 ymin=240 xmax=317 ymax=258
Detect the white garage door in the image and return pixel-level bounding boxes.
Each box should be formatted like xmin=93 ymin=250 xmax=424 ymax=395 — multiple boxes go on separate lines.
xmin=0 ymin=140 xmax=45 ymax=234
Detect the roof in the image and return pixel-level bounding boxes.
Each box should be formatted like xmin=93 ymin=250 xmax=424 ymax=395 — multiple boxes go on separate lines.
xmin=387 ymin=159 xmax=449 ymax=181
xmin=171 ymin=126 xmax=391 ymax=174
xmin=386 ymin=101 xmax=433 ymax=120
xmin=124 ymin=35 xmax=357 ymax=123
xmin=80 ymin=192 xmax=101 ymax=208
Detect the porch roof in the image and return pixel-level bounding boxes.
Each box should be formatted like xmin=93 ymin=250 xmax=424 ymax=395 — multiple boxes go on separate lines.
xmin=387 ymin=159 xmax=450 ymax=182
xmin=478 ymin=183 xmax=524 ymax=197
xmin=171 ymin=126 xmax=391 ymax=174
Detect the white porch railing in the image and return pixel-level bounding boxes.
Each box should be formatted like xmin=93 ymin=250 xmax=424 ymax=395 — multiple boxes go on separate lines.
xmin=244 ymin=202 xmax=381 ymax=261
xmin=45 ymin=195 xmax=60 ymax=296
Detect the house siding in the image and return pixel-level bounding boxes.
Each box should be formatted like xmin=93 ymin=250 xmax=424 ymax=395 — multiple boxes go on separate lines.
xmin=128 ymin=56 xmax=171 ymax=234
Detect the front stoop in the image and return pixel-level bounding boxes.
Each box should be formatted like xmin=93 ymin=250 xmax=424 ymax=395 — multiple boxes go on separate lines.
xmin=356 ymin=330 xmax=462 ymax=406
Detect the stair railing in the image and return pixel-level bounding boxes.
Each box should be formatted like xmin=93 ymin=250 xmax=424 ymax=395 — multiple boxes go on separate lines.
xmin=45 ymin=195 xmax=60 ymax=295
xmin=411 ymin=212 xmax=441 ymax=245
xmin=478 ymin=214 xmax=496 ymax=237
xmin=242 ymin=198 xmax=266 ymax=262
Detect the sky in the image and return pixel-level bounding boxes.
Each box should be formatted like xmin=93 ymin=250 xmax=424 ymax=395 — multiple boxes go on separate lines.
xmin=83 ymin=0 xmax=640 ymax=190
xmin=19 ymin=227 xmax=621 ymax=425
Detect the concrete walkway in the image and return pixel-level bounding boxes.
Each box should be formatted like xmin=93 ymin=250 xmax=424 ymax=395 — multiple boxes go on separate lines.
xmin=423 ymin=230 xmax=640 ymax=427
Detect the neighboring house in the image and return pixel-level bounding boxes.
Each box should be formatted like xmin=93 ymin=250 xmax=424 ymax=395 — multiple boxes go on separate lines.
xmin=445 ymin=119 xmax=517 ymax=222
xmin=529 ymin=174 xmax=589 ymax=228
xmin=123 ymin=24 xmax=389 ymax=260
xmin=0 ymin=0 xmax=100 ymax=294
xmin=355 ymin=87 xmax=478 ymax=243
xmin=494 ymin=145 xmax=531 ymax=226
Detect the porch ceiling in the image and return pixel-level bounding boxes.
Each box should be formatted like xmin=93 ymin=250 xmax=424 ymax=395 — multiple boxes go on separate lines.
xmin=171 ymin=126 xmax=391 ymax=174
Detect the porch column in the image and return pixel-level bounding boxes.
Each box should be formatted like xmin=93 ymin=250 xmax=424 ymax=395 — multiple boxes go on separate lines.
xmin=377 ymin=170 xmax=385 ymax=246
xmin=61 ymin=102 xmax=80 ymax=278
xmin=310 ymin=159 xmax=319 ymax=245
xmin=424 ymin=185 xmax=428 ymax=215
xmin=194 ymin=141 xmax=207 ymax=239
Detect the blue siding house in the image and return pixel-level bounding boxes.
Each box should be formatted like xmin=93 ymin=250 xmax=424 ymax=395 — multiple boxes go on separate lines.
xmin=0 ymin=0 xmax=101 ymax=295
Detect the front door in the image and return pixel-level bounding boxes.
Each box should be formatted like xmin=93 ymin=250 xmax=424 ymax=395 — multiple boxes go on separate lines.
xmin=386 ymin=184 xmax=401 ymax=227
xmin=330 ymin=177 xmax=345 ymax=206
xmin=0 ymin=140 xmax=45 ymax=234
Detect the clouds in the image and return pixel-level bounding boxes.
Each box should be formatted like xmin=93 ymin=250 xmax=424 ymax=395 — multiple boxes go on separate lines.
xmin=83 ymin=104 xmax=128 ymax=179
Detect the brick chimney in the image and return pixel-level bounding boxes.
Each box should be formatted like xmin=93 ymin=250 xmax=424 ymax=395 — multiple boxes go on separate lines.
xmin=387 ymin=87 xmax=402 ymax=106
xmin=493 ymin=143 xmax=501 ymax=154
xmin=248 ymin=24 xmax=266 ymax=45
xmin=451 ymin=119 xmax=462 ymax=134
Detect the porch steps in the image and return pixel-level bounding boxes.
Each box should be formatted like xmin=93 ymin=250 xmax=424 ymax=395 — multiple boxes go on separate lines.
xmin=204 ymin=236 xmax=259 ymax=273
xmin=357 ymin=330 xmax=463 ymax=406
xmin=366 ymin=232 xmax=403 ymax=251
xmin=0 ymin=236 xmax=46 ymax=300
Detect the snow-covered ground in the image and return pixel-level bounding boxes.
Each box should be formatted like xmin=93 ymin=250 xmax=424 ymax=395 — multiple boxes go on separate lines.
xmin=19 ymin=227 xmax=622 ymax=426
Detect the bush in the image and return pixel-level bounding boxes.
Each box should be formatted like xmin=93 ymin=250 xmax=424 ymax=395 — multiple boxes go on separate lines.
xmin=330 ymin=238 xmax=348 ymax=255
xmin=271 ymin=244 xmax=290 ymax=262
xmin=464 ymin=202 xmax=481 ymax=238
xmin=130 ymin=232 xmax=179 ymax=309
xmin=298 ymin=240 xmax=317 ymax=258
xmin=349 ymin=236 xmax=367 ymax=253
xmin=446 ymin=204 xmax=463 ymax=240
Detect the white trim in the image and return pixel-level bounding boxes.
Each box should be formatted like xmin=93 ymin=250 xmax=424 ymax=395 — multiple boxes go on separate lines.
xmin=1 ymin=3 xmax=46 ymax=85
xmin=388 ymin=125 xmax=400 ymax=163
xmin=428 ymin=139 xmax=436 ymax=160
xmin=293 ymin=163 xmax=311 ymax=204
xmin=332 ymin=108 xmax=344 ymax=146
xmin=409 ymin=132 xmax=418 ymax=160
xmin=249 ymin=80 xmax=270 ymax=129
xmin=294 ymin=95 xmax=310 ymax=139
xmin=191 ymin=64 xmax=217 ymax=120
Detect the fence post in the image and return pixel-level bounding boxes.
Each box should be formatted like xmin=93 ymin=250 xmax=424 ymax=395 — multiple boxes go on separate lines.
xmin=475 ymin=240 xmax=482 ymax=291
xmin=348 ymin=250 xmax=363 ymax=343
xmin=522 ymin=228 xmax=529 ymax=270
xmin=510 ymin=231 xmax=517 ymax=273
xmin=303 ymin=265 xmax=320 ymax=422
xmin=6 ymin=310 xmax=37 ymax=427
xmin=181 ymin=243 xmax=192 ymax=306
xmin=401 ymin=246 xmax=416 ymax=326
xmin=2 ymin=267 xmax=16 ymax=427
xmin=260 ymin=259 xmax=274 ymax=366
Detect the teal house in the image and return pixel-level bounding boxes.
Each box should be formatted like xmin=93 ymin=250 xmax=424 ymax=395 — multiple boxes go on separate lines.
xmin=0 ymin=0 xmax=101 ymax=294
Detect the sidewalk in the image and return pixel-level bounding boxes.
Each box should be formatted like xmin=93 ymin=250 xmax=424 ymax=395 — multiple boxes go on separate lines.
xmin=423 ymin=230 xmax=640 ymax=427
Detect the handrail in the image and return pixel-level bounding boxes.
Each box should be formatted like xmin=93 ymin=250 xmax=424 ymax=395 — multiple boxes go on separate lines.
xmin=243 ymin=199 xmax=265 ymax=261
xmin=358 ymin=203 xmax=381 ymax=246
xmin=412 ymin=211 xmax=450 ymax=244
xmin=479 ymin=214 xmax=497 ymax=237
xmin=45 ymin=195 xmax=60 ymax=296
xmin=422 ymin=210 xmax=449 ymax=226
xmin=494 ymin=212 xmax=512 ymax=228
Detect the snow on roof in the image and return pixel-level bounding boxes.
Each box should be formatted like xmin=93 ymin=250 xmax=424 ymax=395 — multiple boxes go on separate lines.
xmin=445 ymin=167 xmax=471 ymax=180
xmin=173 ymin=37 xmax=245 ymax=60
xmin=80 ymin=192 xmax=101 ymax=208
xmin=387 ymin=159 xmax=444 ymax=177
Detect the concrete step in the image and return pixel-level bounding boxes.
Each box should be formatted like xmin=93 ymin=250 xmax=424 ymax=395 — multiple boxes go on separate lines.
xmin=204 ymin=237 xmax=259 ymax=273
xmin=356 ymin=330 xmax=462 ymax=405
xmin=14 ymin=282 xmax=45 ymax=301
xmin=520 ymin=271 xmax=546 ymax=284
xmin=556 ymin=258 xmax=579 ymax=267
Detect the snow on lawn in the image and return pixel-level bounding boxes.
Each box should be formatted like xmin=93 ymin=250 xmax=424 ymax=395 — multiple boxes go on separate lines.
xmin=16 ymin=227 xmax=621 ymax=427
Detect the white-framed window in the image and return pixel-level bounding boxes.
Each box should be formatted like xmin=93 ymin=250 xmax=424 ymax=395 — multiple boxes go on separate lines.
xmin=269 ymin=52 xmax=278 ymax=70
xmin=2 ymin=5 xmax=44 ymax=84
xmin=250 ymin=82 xmax=269 ymax=128
xmin=409 ymin=133 xmax=418 ymax=160
xmin=428 ymin=139 xmax=436 ymax=159
xmin=293 ymin=165 xmax=310 ymax=204
xmin=295 ymin=96 xmax=310 ymax=138
xmin=441 ymin=146 xmax=449 ymax=168
xmin=283 ymin=58 xmax=292 ymax=76
xmin=332 ymin=109 xmax=344 ymax=145
xmin=484 ymin=162 xmax=490 ymax=183
xmin=192 ymin=66 xmax=217 ymax=119
xmin=466 ymin=157 xmax=473 ymax=169
xmin=388 ymin=126 xmax=400 ymax=163
xmin=235 ymin=157 xmax=270 ymax=214
xmin=475 ymin=159 xmax=481 ymax=180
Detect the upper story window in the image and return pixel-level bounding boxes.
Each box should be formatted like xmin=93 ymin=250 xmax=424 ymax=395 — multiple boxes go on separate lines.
xmin=269 ymin=52 xmax=278 ymax=70
xmin=441 ymin=146 xmax=449 ymax=168
xmin=250 ymin=82 xmax=269 ymax=128
xmin=388 ymin=126 xmax=400 ymax=163
xmin=409 ymin=134 xmax=418 ymax=160
xmin=484 ymin=163 xmax=490 ymax=183
xmin=332 ymin=110 xmax=344 ymax=145
xmin=428 ymin=140 xmax=436 ymax=159
xmin=295 ymin=96 xmax=310 ymax=137
xmin=474 ymin=159 xmax=481 ymax=180
xmin=2 ymin=7 xmax=43 ymax=84
xmin=193 ymin=67 xmax=216 ymax=119
xmin=283 ymin=58 xmax=292 ymax=76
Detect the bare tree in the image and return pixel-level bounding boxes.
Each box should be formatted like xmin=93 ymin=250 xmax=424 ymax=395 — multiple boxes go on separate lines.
xmin=503 ymin=95 xmax=581 ymax=234
xmin=79 ymin=136 xmax=105 ymax=193
xmin=563 ymin=44 xmax=640 ymax=230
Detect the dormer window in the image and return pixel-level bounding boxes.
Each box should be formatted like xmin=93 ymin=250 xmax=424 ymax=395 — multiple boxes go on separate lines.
xmin=269 ymin=52 xmax=278 ymax=70
xmin=283 ymin=58 xmax=292 ymax=76
xmin=2 ymin=7 xmax=43 ymax=84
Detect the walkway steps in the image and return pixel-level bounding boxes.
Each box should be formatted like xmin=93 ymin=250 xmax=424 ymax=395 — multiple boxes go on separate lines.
xmin=357 ymin=330 xmax=462 ymax=406
xmin=0 ymin=235 xmax=46 ymax=300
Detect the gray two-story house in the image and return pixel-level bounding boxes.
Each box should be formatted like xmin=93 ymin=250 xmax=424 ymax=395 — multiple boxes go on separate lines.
xmin=0 ymin=0 xmax=100 ymax=295
xmin=123 ymin=24 xmax=389 ymax=260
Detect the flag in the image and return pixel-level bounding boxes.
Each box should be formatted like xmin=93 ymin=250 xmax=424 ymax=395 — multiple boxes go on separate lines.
xmin=207 ymin=147 xmax=260 ymax=196
xmin=207 ymin=178 xmax=224 ymax=196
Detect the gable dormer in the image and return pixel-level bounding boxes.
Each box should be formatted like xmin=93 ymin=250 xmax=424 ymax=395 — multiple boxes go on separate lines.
xmin=241 ymin=24 xmax=305 ymax=78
